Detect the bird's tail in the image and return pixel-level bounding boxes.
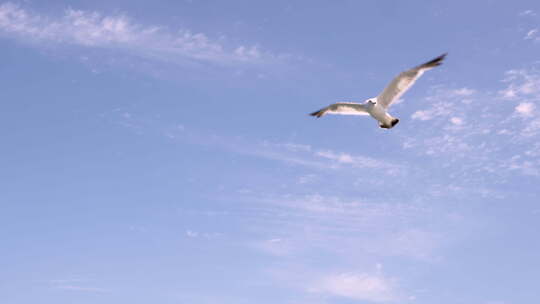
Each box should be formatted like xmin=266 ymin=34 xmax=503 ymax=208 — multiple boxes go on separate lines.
xmin=378 ymin=118 xmax=400 ymax=129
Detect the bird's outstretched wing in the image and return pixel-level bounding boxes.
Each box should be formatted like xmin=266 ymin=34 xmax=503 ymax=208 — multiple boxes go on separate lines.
xmin=309 ymin=102 xmax=369 ymax=118
xmin=377 ymin=53 xmax=447 ymax=109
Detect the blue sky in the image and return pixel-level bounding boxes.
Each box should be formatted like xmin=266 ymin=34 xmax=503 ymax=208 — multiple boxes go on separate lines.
xmin=1 ymin=1 xmax=540 ymax=303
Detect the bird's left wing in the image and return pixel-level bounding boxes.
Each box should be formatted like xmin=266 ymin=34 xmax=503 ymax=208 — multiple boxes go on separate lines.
xmin=377 ymin=53 xmax=447 ymax=109
xmin=310 ymin=102 xmax=369 ymax=118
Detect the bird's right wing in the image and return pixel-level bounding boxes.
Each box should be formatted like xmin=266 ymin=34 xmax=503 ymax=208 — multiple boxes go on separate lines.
xmin=377 ymin=53 xmax=447 ymax=109
xmin=310 ymin=102 xmax=369 ymax=118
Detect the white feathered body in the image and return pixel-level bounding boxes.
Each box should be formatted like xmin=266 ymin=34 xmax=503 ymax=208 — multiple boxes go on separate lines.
xmin=365 ymin=98 xmax=397 ymax=128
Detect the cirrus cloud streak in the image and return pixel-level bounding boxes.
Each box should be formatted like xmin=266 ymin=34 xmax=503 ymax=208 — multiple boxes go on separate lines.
xmin=0 ymin=2 xmax=275 ymax=66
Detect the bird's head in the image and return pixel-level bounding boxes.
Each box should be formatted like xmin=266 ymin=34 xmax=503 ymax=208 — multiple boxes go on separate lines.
xmin=367 ymin=99 xmax=377 ymax=106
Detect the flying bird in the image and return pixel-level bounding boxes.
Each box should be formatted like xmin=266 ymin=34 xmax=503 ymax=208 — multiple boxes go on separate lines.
xmin=310 ymin=53 xmax=447 ymax=129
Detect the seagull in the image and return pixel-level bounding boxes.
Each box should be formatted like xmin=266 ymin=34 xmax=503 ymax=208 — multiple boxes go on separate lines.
xmin=309 ymin=53 xmax=447 ymax=129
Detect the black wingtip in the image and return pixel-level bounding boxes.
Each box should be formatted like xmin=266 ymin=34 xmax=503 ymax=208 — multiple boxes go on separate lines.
xmin=309 ymin=110 xmax=324 ymax=118
xmin=420 ymin=53 xmax=448 ymax=68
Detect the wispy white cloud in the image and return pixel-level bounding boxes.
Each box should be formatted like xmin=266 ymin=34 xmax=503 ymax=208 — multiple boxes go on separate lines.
xmin=185 ymin=230 xmax=198 ymax=238
xmin=525 ymin=29 xmax=539 ymax=41
xmin=50 ymin=278 xmax=106 ymax=293
xmin=411 ymin=103 xmax=452 ymax=121
xmin=449 ymin=116 xmax=464 ymax=125
xmin=315 ymin=150 xmax=400 ymax=174
xmin=521 ymin=118 xmax=540 ymax=138
xmin=238 ymin=191 xmax=446 ymax=303
xmin=411 ymin=87 xmax=473 ymax=121
xmin=0 ymin=2 xmax=275 ymax=65
xmin=185 ymin=229 xmax=222 ymax=239
xmin=515 ymin=102 xmax=535 ymax=117
xmin=253 ymin=238 xmax=294 ymax=257
xmin=55 ymin=285 xmax=107 ymax=293
xmin=519 ymin=10 xmax=536 ymax=17
xmin=502 ymin=155 xmax=540 ymax=176
xmin=162 ymin=129 xmax=403 ymax=174
xmin=500 ymin=69 xmax=540 ymax=99
xmin=500 ymin=69 xmax=540 ymax=138
xmin=311 ymin=272 xmax=398 ymax=302
xmin=240 ymin=193 xmax=450 ymax=262
xmin=297 ymin=173 xmax=318 ymax=185
xmin=404 ymin=66 xmax=540 ymax=180
xmin=451 ymin=87 xmax=476 ymax=96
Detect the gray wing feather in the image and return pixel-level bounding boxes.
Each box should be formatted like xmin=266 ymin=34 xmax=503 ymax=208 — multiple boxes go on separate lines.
xmin=377 ymin=53 xmax=447 ymax=109
xmin=310 ymin=102 xmax=369 ymax=118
